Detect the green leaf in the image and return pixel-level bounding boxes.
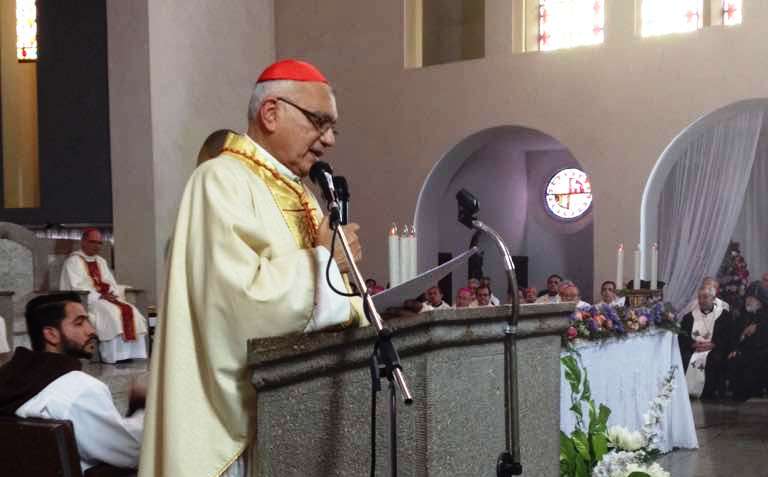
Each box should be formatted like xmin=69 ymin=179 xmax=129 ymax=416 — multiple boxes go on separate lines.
xmin=572 ymin=430 xmax=591 ymax=462
xmin=562 ymin=355 xmax=582 ymax=394
xmin=569 ymin=402 xmax=584 ymax=420
xmin=595 ymin=404 xmax=611 ymax=432
xmin=591 ymin=433 xmax=609 ymax=464
xmin=581 ymin=371 xmax=592 ymax=401
xmin=627 ymin=473 xmax=651 ymax=477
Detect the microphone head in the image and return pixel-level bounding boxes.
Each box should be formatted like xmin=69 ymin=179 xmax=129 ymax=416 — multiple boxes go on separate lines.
xmin=332 ymin=176 xmax=349 ymax=200
xmin=309 ymin=161 xmax=333 ymax=186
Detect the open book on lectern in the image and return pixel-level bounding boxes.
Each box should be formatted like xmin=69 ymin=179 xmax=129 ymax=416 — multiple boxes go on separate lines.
xmin=370 ymin=247 xmax=479 ymax=311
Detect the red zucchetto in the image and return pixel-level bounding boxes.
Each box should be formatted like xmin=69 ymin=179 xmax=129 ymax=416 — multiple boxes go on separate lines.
xmin=256 ymin=59 xmax=328 ymax=84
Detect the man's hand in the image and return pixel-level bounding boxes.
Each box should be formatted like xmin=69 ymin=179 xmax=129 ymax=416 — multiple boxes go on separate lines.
xmin=694 ymin=341 xmax=715 ymax=352
xmin=316 ymin=215 xmax=362 ymax=274
xmin=742 ymin=323 xmax=758 ymax=339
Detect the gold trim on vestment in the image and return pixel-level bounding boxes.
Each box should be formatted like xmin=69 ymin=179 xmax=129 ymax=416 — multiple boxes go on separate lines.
xmin=221 ymin=135 xmax=320 ymax=249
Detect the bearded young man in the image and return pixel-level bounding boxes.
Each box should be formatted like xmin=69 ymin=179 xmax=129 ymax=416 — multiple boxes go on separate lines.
xmin=0 ymin=293 xmax=144 ymax=473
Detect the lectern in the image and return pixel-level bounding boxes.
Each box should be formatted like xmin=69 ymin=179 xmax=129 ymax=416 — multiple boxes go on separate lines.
xmin=248 ymin=303 xmax=572 ymax=476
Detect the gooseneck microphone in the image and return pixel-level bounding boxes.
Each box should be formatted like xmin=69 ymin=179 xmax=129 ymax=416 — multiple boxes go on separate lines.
xmin=332 ymin=176 xmax=350 ymax=225
xmin=309 ymin=161 xmax=341 ymax=226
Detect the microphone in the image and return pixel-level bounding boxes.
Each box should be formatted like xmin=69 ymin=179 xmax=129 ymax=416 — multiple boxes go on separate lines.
xmin=309 ymin=161 xmax=341 ymax=226
xmin=333 ymin=176 xmax=350 ymax=225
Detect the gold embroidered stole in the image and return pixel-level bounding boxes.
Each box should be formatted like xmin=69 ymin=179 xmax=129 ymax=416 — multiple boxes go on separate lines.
xmin=221 ymin=134 xmax=320 ymax=249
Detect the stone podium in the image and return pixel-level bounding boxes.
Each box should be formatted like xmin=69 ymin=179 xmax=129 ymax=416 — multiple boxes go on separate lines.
xmin=247 ymin=303 xmax=572 ymax=477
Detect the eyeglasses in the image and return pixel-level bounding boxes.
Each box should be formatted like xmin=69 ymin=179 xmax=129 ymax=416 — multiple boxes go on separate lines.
xmin=276 ymin=97 xmax=339 ymax=136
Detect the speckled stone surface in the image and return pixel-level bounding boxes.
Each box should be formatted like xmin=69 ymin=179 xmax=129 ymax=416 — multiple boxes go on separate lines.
xmin=249 ymin=304 xmax=572 ymax=476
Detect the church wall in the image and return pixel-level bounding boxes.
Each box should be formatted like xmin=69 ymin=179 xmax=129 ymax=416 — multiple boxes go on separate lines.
xmin=274 ymin=0 xmax=768 ymax=294
xmin=435 ymin=138 xmax=528 ymax=300
xmin=108 ymin=0 xmax=275 ymax=304
xmin=524 ymin=149 xmax=594 ymax=301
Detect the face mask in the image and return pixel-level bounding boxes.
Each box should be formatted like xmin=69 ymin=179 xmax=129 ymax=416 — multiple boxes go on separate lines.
xmin=746 ymin=304 xmax=760 ymax=314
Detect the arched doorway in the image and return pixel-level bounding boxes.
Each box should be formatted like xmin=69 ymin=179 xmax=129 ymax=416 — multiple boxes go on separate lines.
xmin=640 ymin=98 xmax=768 ymax=308
xmin=415 ymin=126 xmax=594 ymax=302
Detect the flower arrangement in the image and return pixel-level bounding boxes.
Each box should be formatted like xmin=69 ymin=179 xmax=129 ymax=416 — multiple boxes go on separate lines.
xmin=565 ymin=303 xmax=680 ymax=343
xmin=560 ymin=353 xmax=677 ymax=477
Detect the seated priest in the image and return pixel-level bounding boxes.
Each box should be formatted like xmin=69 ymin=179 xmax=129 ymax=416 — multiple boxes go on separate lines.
xmin=727 ymin=294 xmax=768 ymax=401
xmin=0 ymin=293 xmax=144 ymax=473
xmin=480 ymin=276 xmax=501 ymax=305
xmin=455 ymin=287 xmax=475 ymax=308
xmin=59 ymin=228 xmax=148 ymax=363
xmin=423 ymin=285 xmax=451 ymax=310
xmin=476 ymin=285 xmax=493 ymax=307
xmin=535 ymin=274 xmax=562 ymax=304
xmin=559 ymin=281 xmax=591 ymax=310
xmin=0 ymin=315 xmax=9 ymax=354
xmin=595 ymin=280 xmax=626 ymax=308
xmin=680 ymin=276 xmax=731 ymax=317
xmin=679 ymin=286 xmax=735 ymax=399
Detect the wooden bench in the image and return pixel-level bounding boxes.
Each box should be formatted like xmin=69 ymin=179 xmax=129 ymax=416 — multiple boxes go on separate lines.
xmin=0 ymin=416 xmax=135 ymax=477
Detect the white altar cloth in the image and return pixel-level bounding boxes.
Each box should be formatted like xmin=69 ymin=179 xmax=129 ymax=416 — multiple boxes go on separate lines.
xmin=560 ymin=329 xmax=699 ymax=452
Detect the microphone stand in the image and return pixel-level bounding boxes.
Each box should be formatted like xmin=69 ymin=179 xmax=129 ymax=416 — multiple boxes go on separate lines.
xmin=325 ymin=201 xmax=413 ymax=477
xmin=456 ymin=189 xmax=522 ymax=476
xmin=469 ymin=222 xmax=523 ymax=477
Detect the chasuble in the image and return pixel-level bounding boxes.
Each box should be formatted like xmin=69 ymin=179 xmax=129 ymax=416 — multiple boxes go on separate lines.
xmin=139 ymin=134 xmax=364 ymax=477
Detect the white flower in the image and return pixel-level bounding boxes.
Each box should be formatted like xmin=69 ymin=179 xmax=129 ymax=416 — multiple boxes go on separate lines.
xmin=607 ymin=426 xmax=646 ymax=451
xmin=622 ymin=462 xmax=670 ymax=477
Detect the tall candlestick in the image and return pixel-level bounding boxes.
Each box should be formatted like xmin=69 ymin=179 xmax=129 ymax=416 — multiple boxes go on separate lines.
xmin=399 ymin=225 xmax=411 ymax=283
xmin=650 ymin=243 xmax=658 ymax=290
xmin=409 ymin=225 xmax=418 ymax=280
xmin=634 ymin=245 xmax=641 ymax=290
xmin=616 ymin=243 xmax=624 ymax=290
xmin=388 ymin=223 xmax=400 ymax=287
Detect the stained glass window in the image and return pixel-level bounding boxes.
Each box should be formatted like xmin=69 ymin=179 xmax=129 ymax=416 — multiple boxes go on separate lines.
xmin=545 ymin=168 xmax=592 ymax=220
xmin=640 ymin=0 xmax=703 ymax=37
xmin=16 ymin=0 xmax=38 ymax=61
xmin=538 ymin=0 xmax=605 ymax=52
xmin=722 ymin=0 xmax=742 ymax=26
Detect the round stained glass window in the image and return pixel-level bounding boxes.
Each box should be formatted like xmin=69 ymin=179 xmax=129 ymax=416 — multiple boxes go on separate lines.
xmin=545 ymin=168 xmax=592 ymax=220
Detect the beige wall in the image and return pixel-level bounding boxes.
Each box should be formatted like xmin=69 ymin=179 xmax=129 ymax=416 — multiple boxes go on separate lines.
xmin=108 ymin=0 xmax=275 ymax=303
xmin=274 ymin=0 xmax=768 ymax=294
xmin=1 ymin=0 xmax=39 ymax=208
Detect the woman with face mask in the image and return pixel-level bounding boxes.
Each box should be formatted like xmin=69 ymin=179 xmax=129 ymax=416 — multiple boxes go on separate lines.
xmin=727 ymin=294 xmax=768 ymax=401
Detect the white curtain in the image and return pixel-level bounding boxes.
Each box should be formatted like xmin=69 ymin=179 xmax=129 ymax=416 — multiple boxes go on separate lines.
xmin=732 ymin=135 xmax=768 ymax=282
xmin=658 ymin=110 xmax=764 ymax=310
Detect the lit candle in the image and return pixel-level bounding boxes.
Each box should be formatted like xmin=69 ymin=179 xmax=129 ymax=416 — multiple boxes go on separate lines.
xmin=650 ymin=243 xmax=658 ymax=290
xmin=388 ymin=223 xmax=400 ymax=287
xmin=616 ymin=243 xmax=624 ymax=290
xmin=409 ymin=225 xmax=418 ymax=280
xmin=634 ymin=245 xmax=641 ymax=290
xmin=399 ymin=224 xmax=411 ymax=283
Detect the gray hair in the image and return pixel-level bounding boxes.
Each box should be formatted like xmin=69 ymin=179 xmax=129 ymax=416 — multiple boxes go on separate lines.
xmin=246 ymin=80 xmax=295 ymax=122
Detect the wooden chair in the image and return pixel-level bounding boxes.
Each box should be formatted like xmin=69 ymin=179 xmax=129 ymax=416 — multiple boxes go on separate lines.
xmin=0 ymin=416 xmax=135 ymax=477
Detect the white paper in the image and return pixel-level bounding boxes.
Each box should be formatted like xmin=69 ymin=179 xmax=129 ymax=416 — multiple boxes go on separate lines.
xmin=372 ymin=247 xmax=479 ymax=311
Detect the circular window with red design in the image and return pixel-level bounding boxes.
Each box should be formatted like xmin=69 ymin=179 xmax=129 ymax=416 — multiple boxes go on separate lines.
xmin=544 ymin=168 xmax=592 ymax=220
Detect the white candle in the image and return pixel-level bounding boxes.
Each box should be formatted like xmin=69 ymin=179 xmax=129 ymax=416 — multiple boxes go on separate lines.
xmin=616 ymin=243 xmax=624 ymax=290
xmin=399 ymin=225 xmax=411 ymax=283
xmin=409 ymin=225 xmax=418 ymax=279
xmin=388 ymin=224 xmax=400 ymax=287
xmin=634 ymin=245 xmax=641 ymax=290
xmin=650 ymin=243 xmax=658 ymax=290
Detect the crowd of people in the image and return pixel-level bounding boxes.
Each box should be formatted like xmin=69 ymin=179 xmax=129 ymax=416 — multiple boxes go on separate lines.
xmin=679 ymin=275 xmax=768 ymax=402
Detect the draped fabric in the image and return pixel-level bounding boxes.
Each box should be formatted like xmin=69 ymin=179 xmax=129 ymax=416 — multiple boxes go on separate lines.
xmin=732 ymin=134 xmax=768 ymax=281
xmin=658 ymin=110 xmax=764 ymax=310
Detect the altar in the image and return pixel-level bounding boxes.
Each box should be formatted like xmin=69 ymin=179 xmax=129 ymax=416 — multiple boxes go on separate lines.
xmin=560 ymin=329 xmax=699 ymax=453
